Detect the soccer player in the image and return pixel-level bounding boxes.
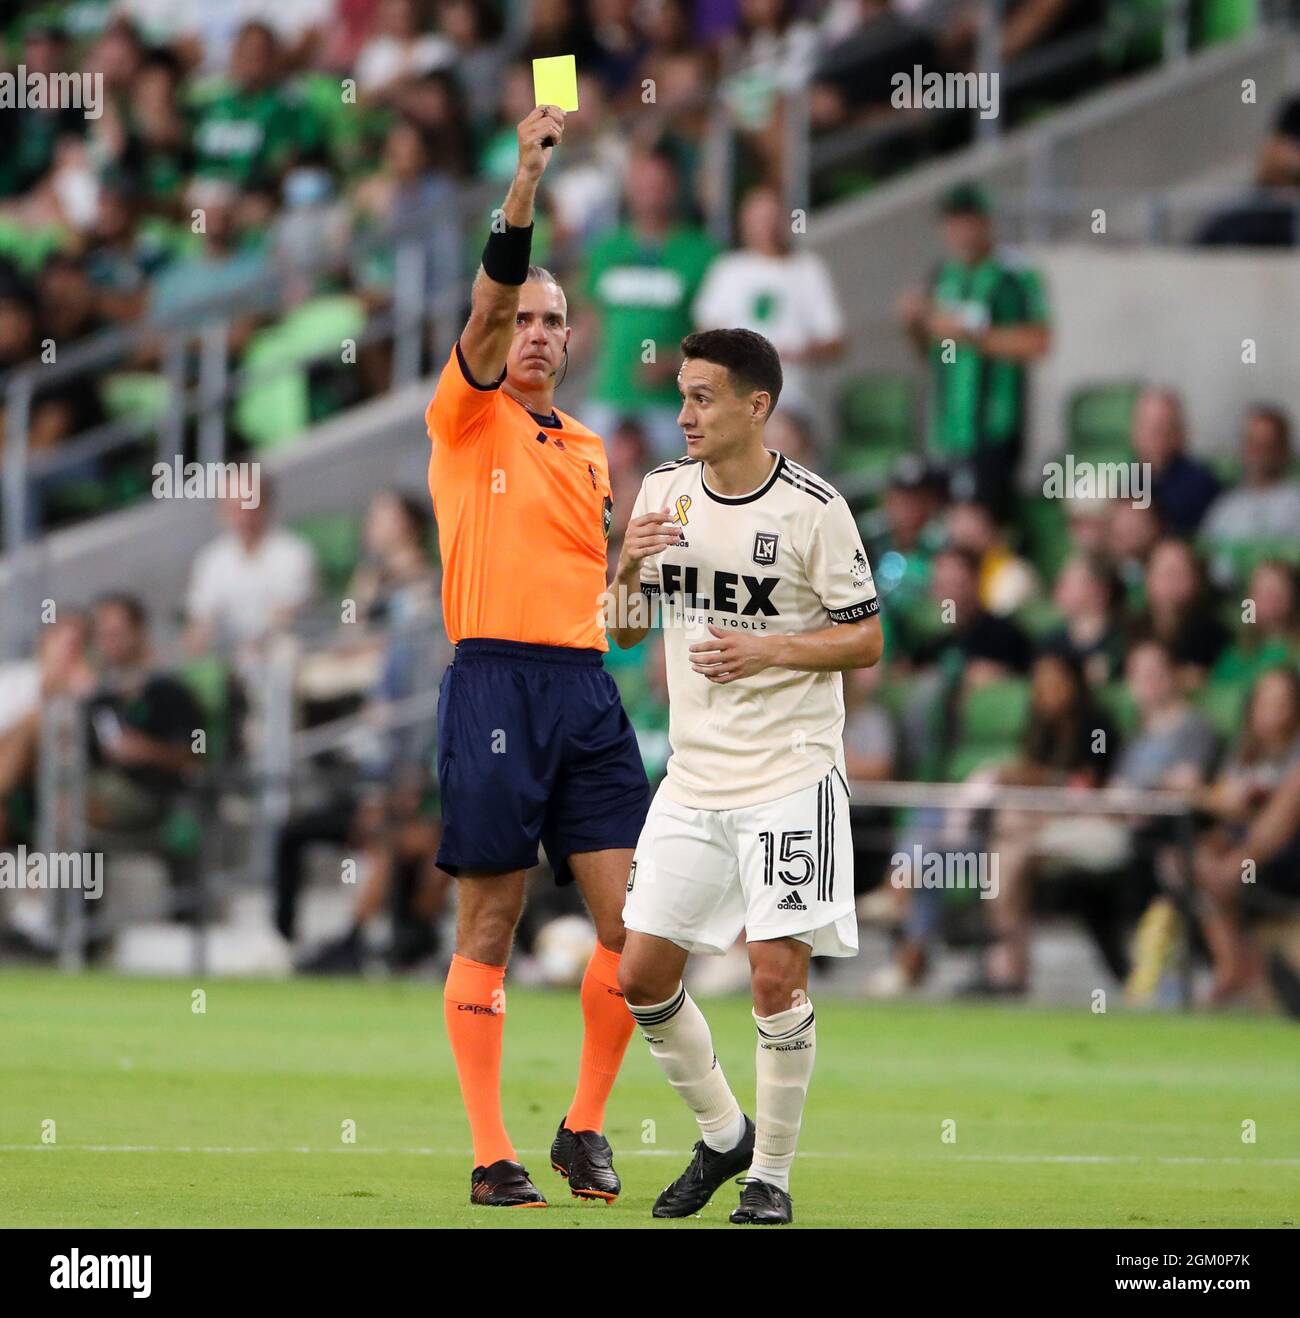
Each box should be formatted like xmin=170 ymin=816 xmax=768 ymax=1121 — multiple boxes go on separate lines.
xmin=608 ymin=328 xmax=883 ymax=1224
xmin=425 ymin=105 xmax=650 ymax=1208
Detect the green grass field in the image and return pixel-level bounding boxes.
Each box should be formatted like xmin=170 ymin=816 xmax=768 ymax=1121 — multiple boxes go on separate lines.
xmin=1 ymin=970 xmax=1296 ymax=1228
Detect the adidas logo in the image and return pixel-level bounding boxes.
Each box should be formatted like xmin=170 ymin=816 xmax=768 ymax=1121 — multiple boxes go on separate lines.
xmin=776 ymin=891 xmax=806 ymax=911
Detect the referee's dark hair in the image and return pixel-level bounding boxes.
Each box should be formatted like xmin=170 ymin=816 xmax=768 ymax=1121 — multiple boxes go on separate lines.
xmin=680 ymin=328 xmax=783 ymax=420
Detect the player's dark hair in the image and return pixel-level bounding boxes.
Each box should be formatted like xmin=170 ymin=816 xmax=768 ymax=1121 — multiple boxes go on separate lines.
xmin=680 ymin=328 xmax=783 ymax=419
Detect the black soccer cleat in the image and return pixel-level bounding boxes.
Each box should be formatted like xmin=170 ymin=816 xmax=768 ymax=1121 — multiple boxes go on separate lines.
xmin=652 ymin=1115 xmax=755 ymax=1218
xmin=550 ymin=1118 xmax=621 ymax=1201
xmin=470 ymin=1159 xmax=547 ymax=1207
xmin=729 ymin=1176 xmax=794 ymax=1225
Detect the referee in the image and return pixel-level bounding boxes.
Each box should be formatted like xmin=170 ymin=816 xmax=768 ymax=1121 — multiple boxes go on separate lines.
xmin=425 ymin=105 xmax=651 ymax=1208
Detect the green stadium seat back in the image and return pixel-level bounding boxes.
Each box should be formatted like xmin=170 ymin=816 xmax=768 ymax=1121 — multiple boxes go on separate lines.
xmin=1095 ymin=682 xmax=1139 ymax=739
xmin=945 ymin=745 xmax=1019 ymax=782
xmin=100 ymin=372 xmax=172 ymax=427
xmin=1195 ymin=681 xmax=1250 ymax=743
xmin=1103 ymin=0 xmax=1166 ymax=67
xmin=161 ymin=804 xmax=202 ymax=858
xmin=959 ymin=677 xmax=1032 ymax=746
xmin=236 ymin=295 xmax=368 ymax=449
xmin=1013 ymin=597 xmax=1064 ymax=640
xmin=1017 ymin=494 xmax=1071 ymax=579
xmin=290 ymin=512 xmax=362 ymax=593
xmin=0 ymin=218 xmax=70 ymax=273
xmin=1201 ymin=536 xmax=1300 ymax=589
xmin=1194 ymin=0 xmax=1257 ymax=47
xmin=1066 ymin=380 xmax=1140 ymax=460
xmin=838 ymin=374 xmax=917 ymax=452
xmin=180 ymin=654 xmax=232 ymax=761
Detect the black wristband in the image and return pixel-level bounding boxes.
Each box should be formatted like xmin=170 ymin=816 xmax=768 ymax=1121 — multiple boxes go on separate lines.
xmin=481 ymin=221 xmax=534 ymax=286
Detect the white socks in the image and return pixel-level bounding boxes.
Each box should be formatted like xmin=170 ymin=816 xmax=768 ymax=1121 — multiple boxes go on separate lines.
xmin=750 ymin=998 xmax=816 ymax=1192
xmin=628 ymin=985 xmax=745 ymax=1152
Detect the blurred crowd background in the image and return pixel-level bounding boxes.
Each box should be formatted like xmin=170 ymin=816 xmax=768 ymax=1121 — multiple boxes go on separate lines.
xmin=1 ymin=0 xmax=1299 ymax=1016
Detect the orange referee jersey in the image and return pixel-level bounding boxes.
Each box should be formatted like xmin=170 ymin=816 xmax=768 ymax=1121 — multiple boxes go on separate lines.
xmin=426 ymin=342 xmax=614 ymax=651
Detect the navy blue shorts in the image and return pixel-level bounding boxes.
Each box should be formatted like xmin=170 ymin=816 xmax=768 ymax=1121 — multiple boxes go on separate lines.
xmin=435 ymin=638 xmax=650 ymax=885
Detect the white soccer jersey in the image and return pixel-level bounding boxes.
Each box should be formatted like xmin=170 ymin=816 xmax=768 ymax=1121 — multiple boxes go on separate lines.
xmin=629 ymin=450 xmax=878 ymax=810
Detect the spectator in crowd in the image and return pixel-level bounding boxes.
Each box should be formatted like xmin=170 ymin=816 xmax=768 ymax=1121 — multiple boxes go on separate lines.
xmin=437 ymin=0 xmax=509 ymax=129
xmin=693 ymin=183 xmax=844 ymax=415
xmin=1190 ymin=666 xmax=1300 ymax=1002
xmin=86 ymin=593 xmax=203 ymax=835
xmin=84 ymin=179 xmax=168 ymax=323
xmin=862 ymin=458 xmax=946 ymax=642
xmin=1201 ymin=404 xmax=1300 ymax=545
xmin=909 ymin=544 xmax=1035 ymax=687
xmin=277 ymin=489 xmax=446 ymax=954
xmin=967 ymin=649 xmax=1116 ymax=995
xmin=1046 ymin=552 xmax=1127 ymax=686
xmin=1111 ymin=638 xmax=1219 ymax=796
xmin=355 ymin=0 xmax=454 ymax=102
xmin=1129 ymin=387 xmax=1220 ymax=535
xmin=588 ymin=0 xmax=651 ymax=101
xmin=604 ymin=416 xmax=653 ymax=555
xmin=191 ymin=22 xmax=325 ymax=187
xmin=1197 ymin=92 xmax=1300 ymax=247
xmin=102 ymin=47 xmax=195 ymax=216
xmin=545 ymin=73 xmax=629 ymax=258
xmin=1211 ymin=560 xmax=1300 ymax=686
xmin=946 ymin=499 xmax=1039 ymax=617
xmin=1105 ymin=498 xmax=1164 ymax=605
xmin=149 ymin=179 xmax=271 ymax=327
xmin=0 ymin=18 xmax=87 ymax=200
xmin=809 ymin=0 xmax=938 ymax=138
xmin=764 ymin=406 xmax=819 ymax=467
xmin=0 ymin=612 xmax=95 ymax=845
xmin=580 ymin=145 xmax=719 ymax=457
xmin=185 ymin=482 xmax=319 ymax=658
xmin=0 ymin=611 xmax=95 ymax=954
xmin=896 ymin=184 xmax=1050 ymax=517
xmin=1132 ymin=538 xmax=1230 ymax=688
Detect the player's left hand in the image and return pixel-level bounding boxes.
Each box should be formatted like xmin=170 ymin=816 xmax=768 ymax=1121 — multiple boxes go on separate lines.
xmin=688 ymin=625 xmax=773 ymax=684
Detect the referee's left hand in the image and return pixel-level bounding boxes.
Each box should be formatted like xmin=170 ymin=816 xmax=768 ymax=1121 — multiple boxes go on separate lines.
xmin=688 ymin=625 xmax=773 ymax=684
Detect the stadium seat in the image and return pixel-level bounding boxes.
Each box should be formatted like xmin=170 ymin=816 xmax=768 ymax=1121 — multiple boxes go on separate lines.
xmin=1017 ymin=494 xmax=1072 ymax=580
xmin=1195 ymin=680 xmax=1250 ymax=743
xmin=290 ymin=512 xmax=362 ymax=595
xmin=1095 ymin=682 xmax=1140 ymax=739
xmin=836 ymin=374 xmax=918 ymax=481
xmin=959 ymin=677 xmax=1032 ymax=746
xmin=235 ymin=295 xmax=367 ymax=449
xmin=1065 ymin=380 xmax=1141 ymax=465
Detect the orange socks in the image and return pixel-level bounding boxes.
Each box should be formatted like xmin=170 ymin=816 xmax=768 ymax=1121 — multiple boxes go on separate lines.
xmin=444 ymin=954 xmax=515 ymax=1168
xmin=565 ymin=941 xmax=635 ymax=1134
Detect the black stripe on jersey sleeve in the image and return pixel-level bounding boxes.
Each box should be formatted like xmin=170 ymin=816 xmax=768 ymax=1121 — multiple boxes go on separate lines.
xmin=782 ymin=459 xmax=838 ymax=501
xmin=639 ymin=581 xmax=661 ymax=596
xmin=828 ymin=598 xmax=880 ymax=623
xmin=777 ymin=470 xmax=832 ymax=504
xmin=455 ymin=339 xmax=506 ymax=391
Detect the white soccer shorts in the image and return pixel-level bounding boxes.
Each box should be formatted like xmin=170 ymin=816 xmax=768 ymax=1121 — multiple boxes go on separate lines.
xmin=623 ymin=770 xmax=858 ymax=958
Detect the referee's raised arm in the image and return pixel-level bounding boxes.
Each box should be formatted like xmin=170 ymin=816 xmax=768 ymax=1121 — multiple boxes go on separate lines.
xmin=459 ymin=105 xmax=566 ymax=386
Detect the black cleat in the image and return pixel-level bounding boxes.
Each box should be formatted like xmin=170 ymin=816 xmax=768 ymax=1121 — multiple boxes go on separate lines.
xmin=729 ymin=1176 xmax=793 ymax=1225
xmin=550 ymin=1118 xmax=620 ymax=1201
xmin=470 ymin=1159 xmax=547 ymax=1207
xmin=652 ymin=1115 xmax=755 ymax=1218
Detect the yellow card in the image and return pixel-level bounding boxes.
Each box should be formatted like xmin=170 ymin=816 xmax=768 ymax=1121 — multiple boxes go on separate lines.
xmin=532 ymin=55 xmax=579 ymax=113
